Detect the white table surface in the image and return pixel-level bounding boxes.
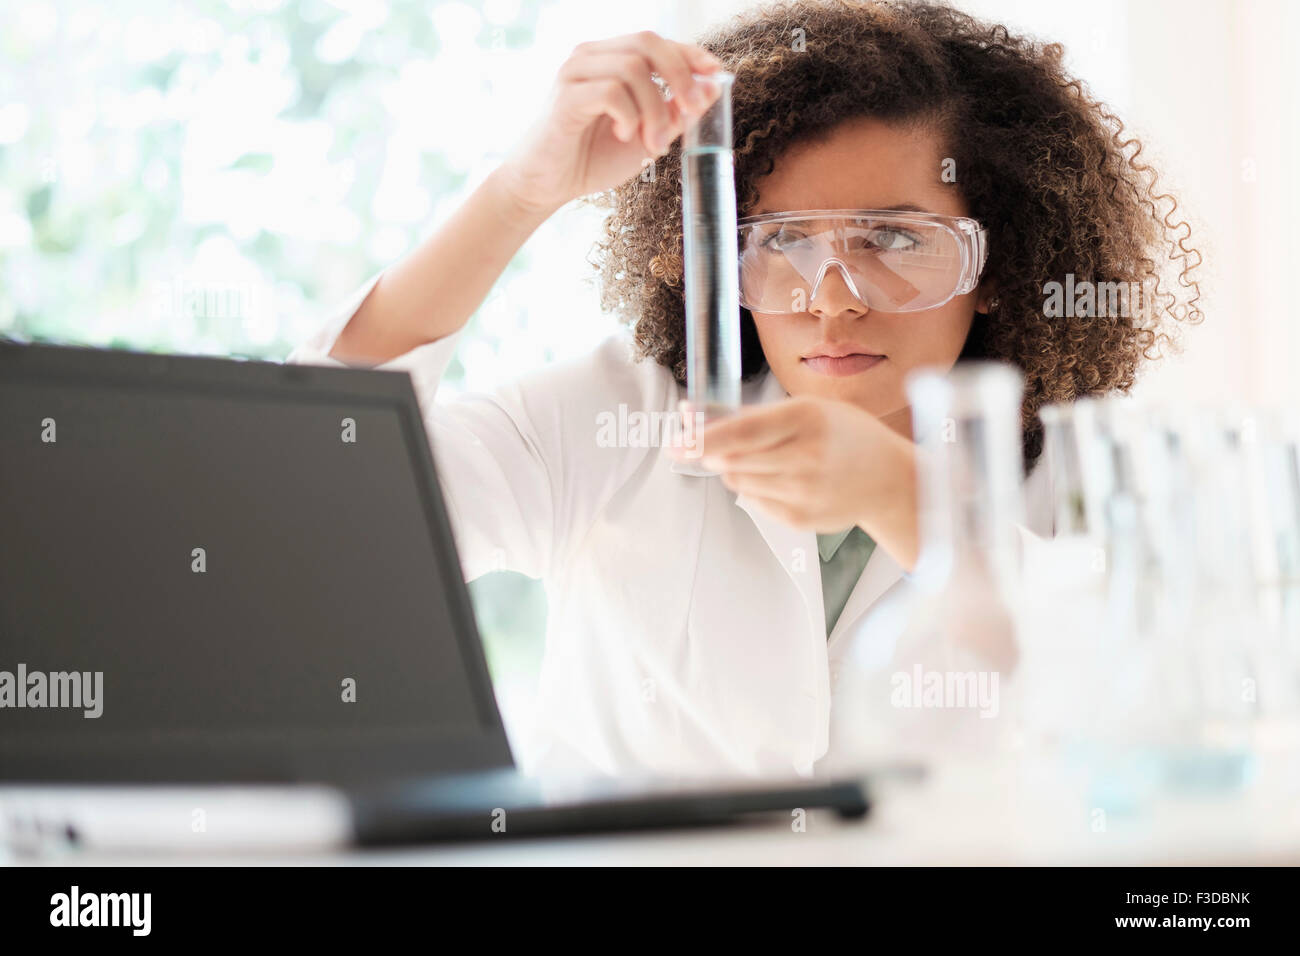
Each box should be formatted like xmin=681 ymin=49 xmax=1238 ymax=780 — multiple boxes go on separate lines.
xmin=11 ymin=742 xmax=1300 ymax=866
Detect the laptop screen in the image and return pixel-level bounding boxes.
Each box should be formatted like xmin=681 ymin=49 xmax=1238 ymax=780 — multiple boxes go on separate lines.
xmin=0 ymin=346 xmax=511 ymax=784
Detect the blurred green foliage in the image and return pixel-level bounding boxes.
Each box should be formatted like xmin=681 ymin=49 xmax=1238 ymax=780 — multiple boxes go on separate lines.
xmin=0 ymin=0 xmax=558 ymax=715
xmin=0 ymin=0 xmax=548 ymax=365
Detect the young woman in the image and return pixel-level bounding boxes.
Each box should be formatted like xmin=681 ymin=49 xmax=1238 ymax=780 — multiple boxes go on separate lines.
xmin=289 ymin=0 xmax=1201 ymax=781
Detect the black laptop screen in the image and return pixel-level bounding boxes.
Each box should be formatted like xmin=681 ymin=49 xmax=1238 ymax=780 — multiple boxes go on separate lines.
xmin=0 ymin=351 xmax=507 ymax=783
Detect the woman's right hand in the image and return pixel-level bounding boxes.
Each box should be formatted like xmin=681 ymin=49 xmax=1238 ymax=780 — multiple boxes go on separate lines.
xmin=495 ymin=31 xmax=726 ymax=218
xmin=329 ymin=33 xmax=724 ymax=364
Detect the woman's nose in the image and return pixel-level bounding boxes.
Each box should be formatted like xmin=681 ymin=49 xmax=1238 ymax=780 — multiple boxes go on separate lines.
xmin=807 ymin=258 xmax=870 ymax=319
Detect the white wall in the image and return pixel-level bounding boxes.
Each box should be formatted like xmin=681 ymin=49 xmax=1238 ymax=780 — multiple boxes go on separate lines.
xmin=961 ymin=0 xmax=1300 ymax=408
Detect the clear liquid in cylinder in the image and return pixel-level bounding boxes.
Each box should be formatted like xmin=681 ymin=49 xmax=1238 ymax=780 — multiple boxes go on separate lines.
xmin=682 ymin=144 xmax=741 ymax=416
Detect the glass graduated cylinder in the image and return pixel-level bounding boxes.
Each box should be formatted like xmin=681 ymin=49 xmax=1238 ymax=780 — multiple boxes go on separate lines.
xmin=681 ymin=70 xmax=740 ymax=416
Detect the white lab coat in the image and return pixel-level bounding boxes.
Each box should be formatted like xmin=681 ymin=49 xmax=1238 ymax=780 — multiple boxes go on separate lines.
xmin=288 ymin=273 xmax=1055 ymax=782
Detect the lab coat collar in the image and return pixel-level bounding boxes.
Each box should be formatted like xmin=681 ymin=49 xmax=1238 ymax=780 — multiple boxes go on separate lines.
xmin=668 ymin=370 xmax=826 ymax=641
xmin=827 ymin=542 xmax=904 ymax=646
xmin=668 ymin=368 xmax=906 ymax=651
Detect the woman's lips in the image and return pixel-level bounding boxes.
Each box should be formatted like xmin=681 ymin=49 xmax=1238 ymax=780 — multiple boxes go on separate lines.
xmin=801 ymin=353 xmax=885 ymax=376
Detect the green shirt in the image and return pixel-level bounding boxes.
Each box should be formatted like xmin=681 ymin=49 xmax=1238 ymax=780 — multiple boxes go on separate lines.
xmin=815 ymin=526 xmax=876 ymax=638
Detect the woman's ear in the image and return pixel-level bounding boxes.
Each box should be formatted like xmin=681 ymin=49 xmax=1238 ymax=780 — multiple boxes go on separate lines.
xmin=975 ymin=279 xmax=999 ymax=314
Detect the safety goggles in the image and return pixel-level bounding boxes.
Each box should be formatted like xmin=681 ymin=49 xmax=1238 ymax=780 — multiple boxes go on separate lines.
xmin=737 ymin=209 xmax=989 ymax=315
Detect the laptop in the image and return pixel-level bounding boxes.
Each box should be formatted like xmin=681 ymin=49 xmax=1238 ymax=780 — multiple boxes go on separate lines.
xmin=0 ymin=340 xmax=869 ymax=853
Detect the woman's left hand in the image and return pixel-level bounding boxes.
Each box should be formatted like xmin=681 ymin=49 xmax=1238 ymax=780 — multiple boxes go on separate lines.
xmin=666 ymin=395 xmax=920 ymax=570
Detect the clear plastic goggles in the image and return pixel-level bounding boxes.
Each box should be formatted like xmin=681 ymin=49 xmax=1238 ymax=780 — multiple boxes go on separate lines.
xmin=737 ymin=209 xmax=989 ymax=315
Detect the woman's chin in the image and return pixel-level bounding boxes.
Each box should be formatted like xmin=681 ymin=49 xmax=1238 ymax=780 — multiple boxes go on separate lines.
xmin=786 ymin=371 xmax=900 ymax=416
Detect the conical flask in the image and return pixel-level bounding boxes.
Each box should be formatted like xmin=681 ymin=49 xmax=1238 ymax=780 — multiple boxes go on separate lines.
xmin=826 ymin=361 xmax=1026 ymax=771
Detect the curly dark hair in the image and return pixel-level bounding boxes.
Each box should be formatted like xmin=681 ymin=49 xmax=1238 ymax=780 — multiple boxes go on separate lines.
xmin=584 ymin=0 xmax=1202 ymax=468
